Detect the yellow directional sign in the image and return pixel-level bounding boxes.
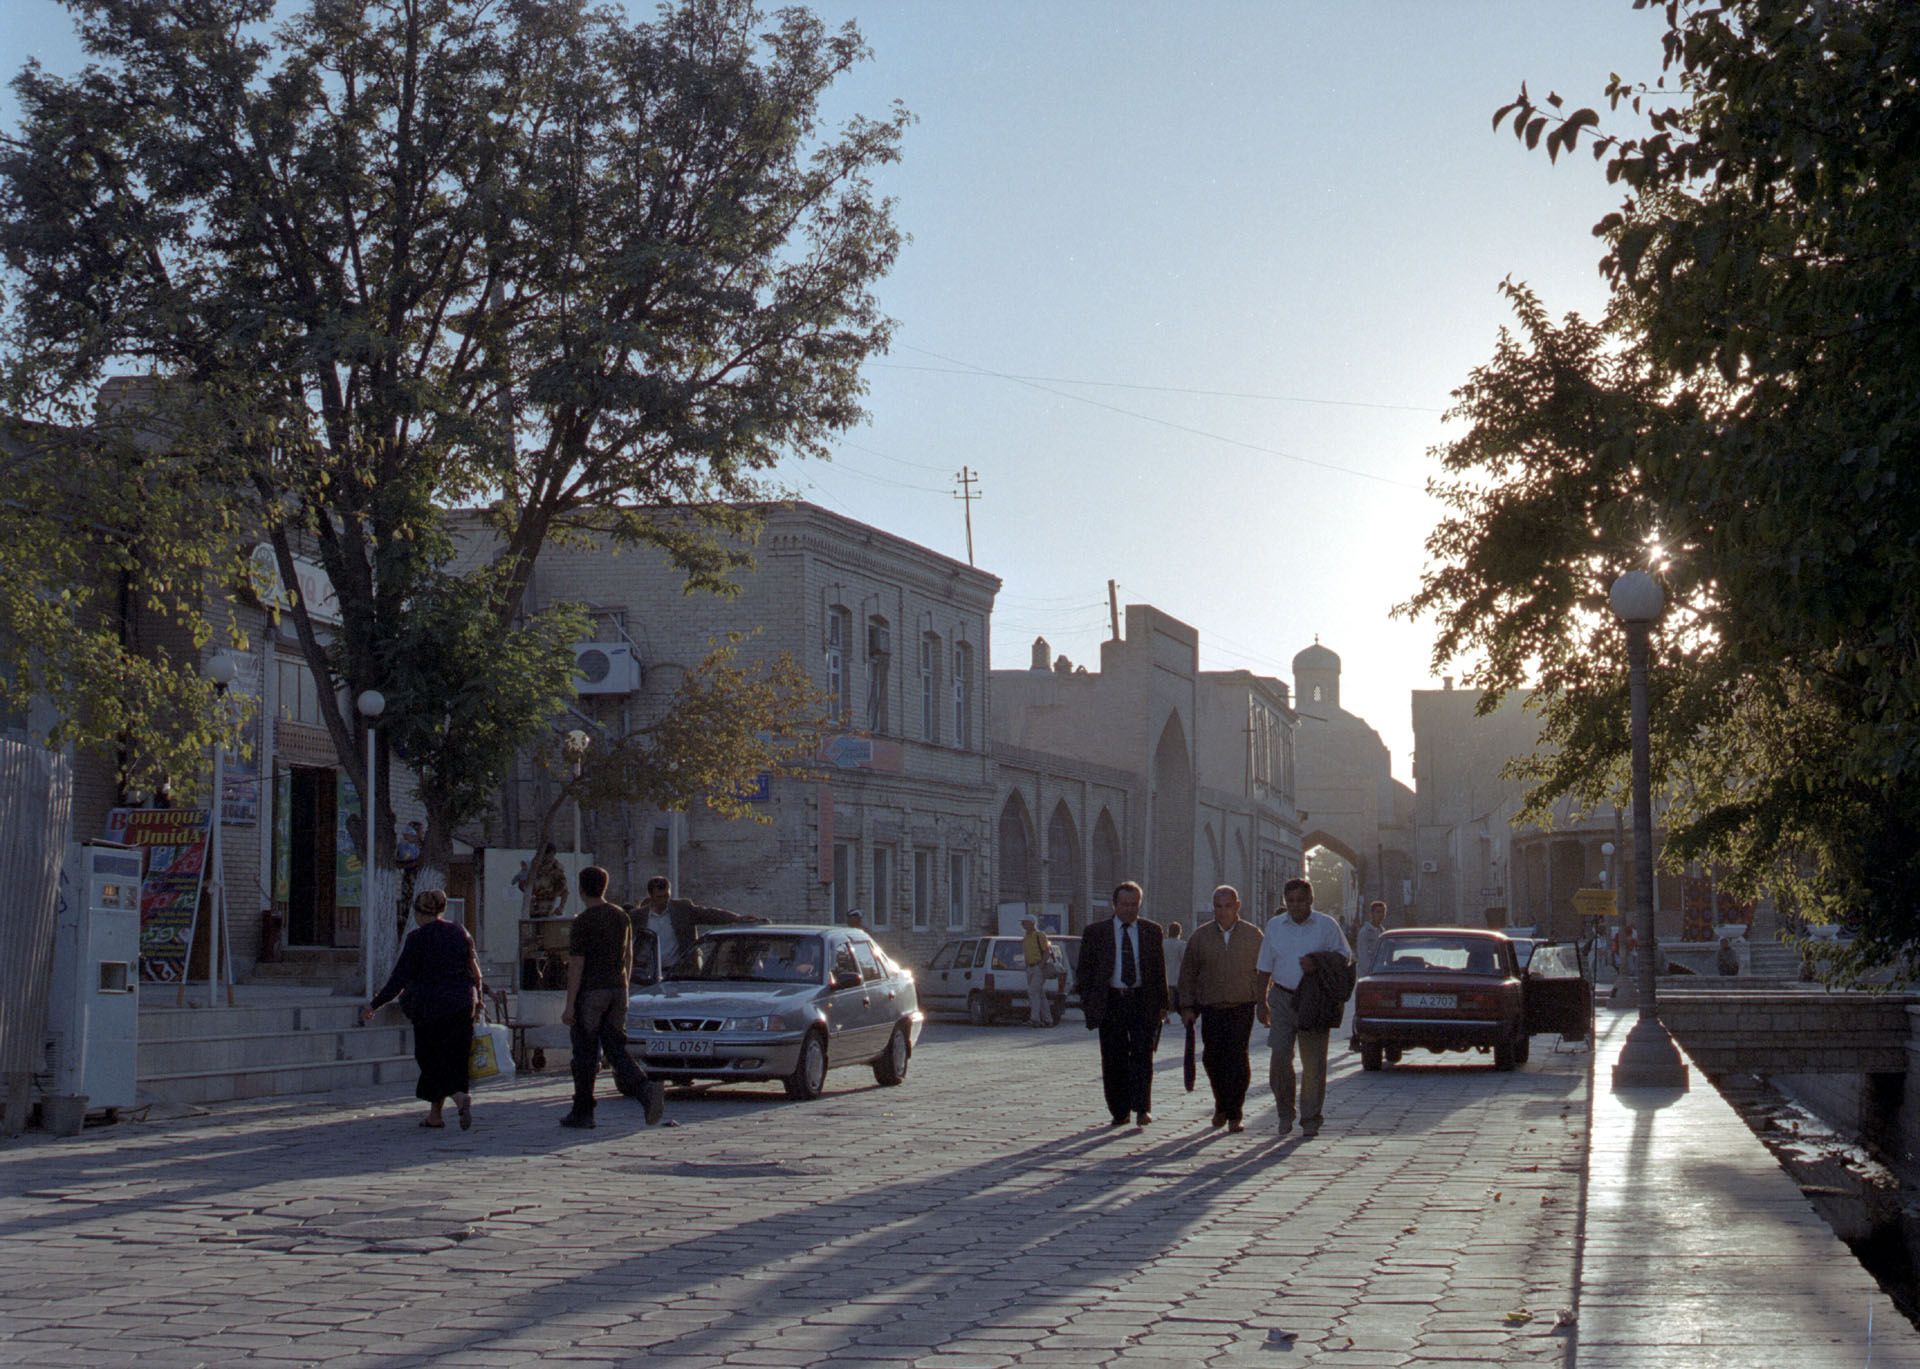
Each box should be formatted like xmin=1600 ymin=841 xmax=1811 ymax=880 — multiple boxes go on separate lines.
xmin=1573 ymin=887 xmax=1618 ymax=920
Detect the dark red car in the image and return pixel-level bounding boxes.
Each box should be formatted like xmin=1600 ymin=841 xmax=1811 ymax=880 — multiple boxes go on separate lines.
xmin=1351 ymin=928 xmax=1591 ymax=1071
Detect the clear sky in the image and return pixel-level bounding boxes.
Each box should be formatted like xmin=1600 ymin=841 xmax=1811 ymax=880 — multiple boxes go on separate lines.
xmin=0 ymin=1 xmax=1669 ymax=777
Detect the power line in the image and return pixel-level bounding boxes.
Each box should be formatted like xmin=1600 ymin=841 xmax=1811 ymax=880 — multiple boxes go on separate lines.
xmin=895 ymin=345 xmax=1426 ymax=491
xmin=888 ymin=347 xmax=1446 ymax=414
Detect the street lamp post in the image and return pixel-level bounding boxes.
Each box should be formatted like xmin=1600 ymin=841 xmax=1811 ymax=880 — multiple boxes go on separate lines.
xmin=1608 ymin=571 xmax=1690 ymax=1091
xmin=357 ymin=689 xmax=386 ymax=1002
xmin=563 ymin=728 xmax=591 ymax=869
xmin=199 ymin=651 xmax=239 ymax=1008
xmin=1600 ymin=840 xmax=1616 ymax=981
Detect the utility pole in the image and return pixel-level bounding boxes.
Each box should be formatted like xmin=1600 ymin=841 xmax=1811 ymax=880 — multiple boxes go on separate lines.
xmin=953 ymin=467 xmax=979 ymax=566
xmin=1108 ymin=579 xmax=1121 ymax=640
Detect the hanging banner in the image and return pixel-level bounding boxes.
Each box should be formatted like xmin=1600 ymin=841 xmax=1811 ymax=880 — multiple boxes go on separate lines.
xmin=220 ymin=653 xmax=262 ymax=826
xmin=336 ymin=771 xmax=363 ymax=908
xmin=272 ymin=768 xmax=292 ymax=903
xmin=107 ymin=807 xmax=213 ymax=983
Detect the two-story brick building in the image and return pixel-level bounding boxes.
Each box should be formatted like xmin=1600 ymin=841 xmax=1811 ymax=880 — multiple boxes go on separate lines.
xmin=474 ymin=501 xmax=1002 ymax=966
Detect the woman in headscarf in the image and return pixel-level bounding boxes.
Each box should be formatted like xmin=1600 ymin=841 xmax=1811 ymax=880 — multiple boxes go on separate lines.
xmin=363 ymin=889 xmax=484 ymax=1129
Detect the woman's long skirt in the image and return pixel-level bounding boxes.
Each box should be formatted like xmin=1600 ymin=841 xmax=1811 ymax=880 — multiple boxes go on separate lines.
xmin=412 ymin=1008 xmax=474 ymax=1103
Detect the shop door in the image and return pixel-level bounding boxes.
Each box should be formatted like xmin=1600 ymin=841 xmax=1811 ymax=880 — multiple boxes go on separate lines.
xmin=286 ymin=766 xmax=338 ymax=947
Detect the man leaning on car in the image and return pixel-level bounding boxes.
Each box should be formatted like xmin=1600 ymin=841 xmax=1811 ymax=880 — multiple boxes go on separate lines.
xmin=1177 ymin=885 xmax=1265 ymax=1133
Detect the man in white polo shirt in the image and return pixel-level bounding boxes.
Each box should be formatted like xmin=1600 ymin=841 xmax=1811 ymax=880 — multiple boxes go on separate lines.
xmin=1255 ymin=878 xmax=1353 ymax=1138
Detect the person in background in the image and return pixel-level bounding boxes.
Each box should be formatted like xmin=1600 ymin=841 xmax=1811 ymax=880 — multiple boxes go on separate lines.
xmin=1163 ymin=921 xmax=1187 ymax=1015
xmin=1021 ymin=915 xmax=1053 ymax=1027
xmin=1356 ymin=900 xmax=1388 ymax=975
xmin=364 ymin=889 xmax=483 ymax=1130
xmin=631 ymin=876 xmax=765 ymax=984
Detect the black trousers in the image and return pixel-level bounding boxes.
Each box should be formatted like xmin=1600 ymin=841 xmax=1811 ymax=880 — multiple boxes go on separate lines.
xmin=1198 ymin=1002 xmax=1257 ymax=1122
xmin=1097 ymin=989 xmax=1159 ymax=1120
xmin=569 ymin=988 xmax=651 ymax=1112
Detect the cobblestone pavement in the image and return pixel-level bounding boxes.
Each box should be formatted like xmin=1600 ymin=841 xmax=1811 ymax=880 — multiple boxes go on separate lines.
xmin=0 ymin=1020 xmax=1587 ymax=1367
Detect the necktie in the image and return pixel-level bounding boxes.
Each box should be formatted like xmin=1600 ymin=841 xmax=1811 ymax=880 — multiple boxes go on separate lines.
xmin=1120 ymin=924 xmax=1137 ymax=987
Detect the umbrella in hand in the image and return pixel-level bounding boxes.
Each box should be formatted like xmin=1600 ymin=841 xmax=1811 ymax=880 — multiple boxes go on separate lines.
xmin=1183 ymin=1016 xmax=1197 ymax=1092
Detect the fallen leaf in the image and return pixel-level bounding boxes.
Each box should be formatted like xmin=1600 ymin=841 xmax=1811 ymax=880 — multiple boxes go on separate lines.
xmin=1505 ymin=1309 xmax=1534 ymax=1325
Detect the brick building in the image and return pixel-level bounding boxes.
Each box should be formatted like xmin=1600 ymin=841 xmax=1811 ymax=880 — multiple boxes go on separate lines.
xmin=476 ymin=502 xmax=1002 ymax=966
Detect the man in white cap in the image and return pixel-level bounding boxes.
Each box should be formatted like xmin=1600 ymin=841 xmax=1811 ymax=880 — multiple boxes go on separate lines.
xmin=1021 ymin=915 xmax=1054 ymax=1027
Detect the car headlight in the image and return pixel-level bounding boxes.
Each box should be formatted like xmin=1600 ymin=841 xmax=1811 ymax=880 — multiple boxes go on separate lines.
xmin=725 ymin=1015 xmax=784 ymax=1032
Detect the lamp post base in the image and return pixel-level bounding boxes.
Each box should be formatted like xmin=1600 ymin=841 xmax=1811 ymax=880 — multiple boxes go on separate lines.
xmin=1611 ymin=1016 xmax=1691 ymax=1091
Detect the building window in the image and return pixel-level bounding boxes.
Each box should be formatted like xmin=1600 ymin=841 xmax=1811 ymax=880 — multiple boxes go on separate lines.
xmin=952 ymin=641 xmax=973 ymax=750
xmin=913 ymin=848 xmax=933 ymax=930
xmin=865 ymin=616 xmax=891 ymax=734
xmin=947 ymin=851 xmax=970 ymax=930
xmin=831 ymin=841 xmax=855 ymax=921
xmin=870 ymin=845 xmax=893 ymax=927
xmin=920 ymin=633 xmax=940 ymax=742
xmin=825 ymin=607 xmax=850 ymax=721
xmin=277 ymin=657 xmax=322 ymax=725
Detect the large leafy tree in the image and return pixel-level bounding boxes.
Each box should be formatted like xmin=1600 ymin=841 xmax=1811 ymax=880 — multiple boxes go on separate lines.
xmin=0 ymin=0 xmax=901 ymax=936
xmin=1403 ymin=0 xmax=1920 ymax=976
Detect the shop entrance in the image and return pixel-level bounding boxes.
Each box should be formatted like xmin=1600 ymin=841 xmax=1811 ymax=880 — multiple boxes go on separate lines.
xmin=285 ymin=766 xmax=340 ymax=947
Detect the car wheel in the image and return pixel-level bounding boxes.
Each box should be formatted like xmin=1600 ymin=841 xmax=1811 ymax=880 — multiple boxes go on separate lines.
xmin=1513 ymin=1033 xmax=1531 ymax=1066
xmin=784 ymin=1029 xmax=828 ymax=1100
xmin=967 ymin=992 xmax=991 ymax=1026
xmin=1384 ymin=1046 xmax=1403 ymax=1064
xmin=1493 ymin=1036 xmax=1517 ymax=1072
xmin=1360 ymin=1043 xmax=1384 ymax=1071
xmin=872 ymin=1026 xmax=910 ymax=1086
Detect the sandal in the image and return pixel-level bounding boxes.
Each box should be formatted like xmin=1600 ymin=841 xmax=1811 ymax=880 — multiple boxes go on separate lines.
xmin=419 ymin=1117 xmax=445 ymax=1128
xmin=454 ymin=1092 xmax=472 ymax=1131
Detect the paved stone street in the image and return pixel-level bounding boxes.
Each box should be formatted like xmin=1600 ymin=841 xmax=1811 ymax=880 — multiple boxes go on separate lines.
xmin=1 ymin=1021 xmax=1587 ymax=1367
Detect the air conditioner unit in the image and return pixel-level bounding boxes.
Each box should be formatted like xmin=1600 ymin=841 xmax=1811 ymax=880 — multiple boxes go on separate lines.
xmin=1420 ymin=860 xmax=1439 ymax=873
xmin=572 ymin=641 xmax=642 ymax=695
xmin=868 ymin=623 xmax=891 ymax=657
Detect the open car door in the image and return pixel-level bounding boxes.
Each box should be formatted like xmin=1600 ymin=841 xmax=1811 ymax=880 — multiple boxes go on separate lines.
xmin=1523 ymin=942 xmax=1593 ymax=1042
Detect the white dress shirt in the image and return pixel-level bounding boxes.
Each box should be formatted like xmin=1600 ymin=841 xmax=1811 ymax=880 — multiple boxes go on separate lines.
xmin=1255 ymin=911 xmax=1351 ymax=990
xmin=1109 ymin=918 xmax=1143 ymax=989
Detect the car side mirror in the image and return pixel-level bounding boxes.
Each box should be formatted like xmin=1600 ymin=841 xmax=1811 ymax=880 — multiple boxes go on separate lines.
xmin=832 ymin=970 xmax=862 ymax=991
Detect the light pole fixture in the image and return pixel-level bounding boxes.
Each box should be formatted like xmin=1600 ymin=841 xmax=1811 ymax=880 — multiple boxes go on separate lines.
xmin=1607 ymin=571 xmax=1689 ymax=1091
xmin=356 ymin=688 xmax=386 ymax=1001
xmin=195 ymin=651 xmax=240 ymax=1007
xmin=563 ymin=729 xmax=591 ymax=866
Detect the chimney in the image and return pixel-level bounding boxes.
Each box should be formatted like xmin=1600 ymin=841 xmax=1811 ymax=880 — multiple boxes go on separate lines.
xmin=1031 ymin=636 xmax=1051 ymax=671
xmin=1443 ymin=676 xmax=1454 ymax=691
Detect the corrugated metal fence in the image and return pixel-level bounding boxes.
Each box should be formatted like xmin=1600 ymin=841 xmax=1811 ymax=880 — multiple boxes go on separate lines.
xmin=0 ymin=738 xmax=73 ymax=1135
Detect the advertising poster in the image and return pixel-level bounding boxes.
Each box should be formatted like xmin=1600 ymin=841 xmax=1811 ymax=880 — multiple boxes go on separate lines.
xmin=336 ymin=771 xmax=363 ymax=908
xmin=107 ymin=807 xmax=213 ymax=983
xmin=220 ymin=652 xmax=262 ymax=826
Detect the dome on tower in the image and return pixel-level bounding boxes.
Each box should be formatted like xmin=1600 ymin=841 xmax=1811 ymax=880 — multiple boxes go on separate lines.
xmin=1292 ymin=641 xmax=1340 ymax=674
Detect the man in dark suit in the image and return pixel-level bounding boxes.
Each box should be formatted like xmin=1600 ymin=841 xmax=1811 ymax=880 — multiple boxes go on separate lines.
xmin=1076 ymin=880 xmax=1168 ymax=1126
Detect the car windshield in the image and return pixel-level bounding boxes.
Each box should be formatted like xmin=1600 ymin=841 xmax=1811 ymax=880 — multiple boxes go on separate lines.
xmin=671 ymin=934 xmax=826 ymax=985
xmin=1375 ymin=936 xmax=1504 ymax=976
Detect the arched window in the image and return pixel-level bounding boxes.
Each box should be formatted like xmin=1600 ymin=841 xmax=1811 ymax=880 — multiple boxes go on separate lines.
xmin=920 ymin=632 xmax=941 ymax=741
xmin=998 ymin=793 xmax=1038 ymax=904
xmin=865 ymin=616 xmax=891 ymax=733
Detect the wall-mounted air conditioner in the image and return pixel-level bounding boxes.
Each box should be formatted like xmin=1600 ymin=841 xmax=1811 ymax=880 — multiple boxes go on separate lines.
xmin=1420 ymin=859 xmax=1439 ymax=873
xmin=868 ymin=623 xmax=891 ymax=657
xmin=572 ymin=641 xmax=642 ymax=695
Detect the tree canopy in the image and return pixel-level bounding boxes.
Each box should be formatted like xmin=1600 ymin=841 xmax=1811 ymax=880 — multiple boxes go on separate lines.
xmin=1402 ymin=0 xmax=1920 ymax=975
xmin=0 ymin=0 xmax=899 ymax=875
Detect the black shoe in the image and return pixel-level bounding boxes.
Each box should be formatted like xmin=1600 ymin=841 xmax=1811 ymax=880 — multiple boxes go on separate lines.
xmin=1300 ymin=1123 xmax=1320 ymax=1139
xmin=1135 ymin=1111 xmax=1153 ymax=1126
xmin=1211 ymin=1110 xmax=1227 ymax=1128
xmin=642 ymin=1081 xmax=666 ymax=1126
xmin=1228 ymin=1120 xmax=1245 ymax=1133
xmin=560 ymin=1111 xmax=596 ymax=1129
xmin=1110 ymin=1115 xmax=1130 ymax=1127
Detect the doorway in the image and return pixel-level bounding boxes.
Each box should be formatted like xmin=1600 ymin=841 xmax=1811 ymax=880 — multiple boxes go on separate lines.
xmin=285 ymin=766 xmax=339 ymax=947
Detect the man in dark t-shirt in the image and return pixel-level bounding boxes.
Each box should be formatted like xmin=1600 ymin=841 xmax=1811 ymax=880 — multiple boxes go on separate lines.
xmin=561 ymin=866 xmax=664 ymax=1128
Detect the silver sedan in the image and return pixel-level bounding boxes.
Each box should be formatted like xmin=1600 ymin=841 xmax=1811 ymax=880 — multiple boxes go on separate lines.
xmin=625 ymin=925 xmax=923 ymax=1100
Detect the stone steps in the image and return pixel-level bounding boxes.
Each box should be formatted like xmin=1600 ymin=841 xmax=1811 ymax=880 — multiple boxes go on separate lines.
xmin=138 ymin=991 xmax=416 ymax=1106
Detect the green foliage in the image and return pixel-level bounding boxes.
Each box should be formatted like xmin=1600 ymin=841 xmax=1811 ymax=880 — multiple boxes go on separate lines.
xmin=1408 ymin=0 xmax=1920 ymax=975
xmin=0 ymin=0 xmax=903 ymax=853
xmin=552 ymin=634 xmax=828 ymax=833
